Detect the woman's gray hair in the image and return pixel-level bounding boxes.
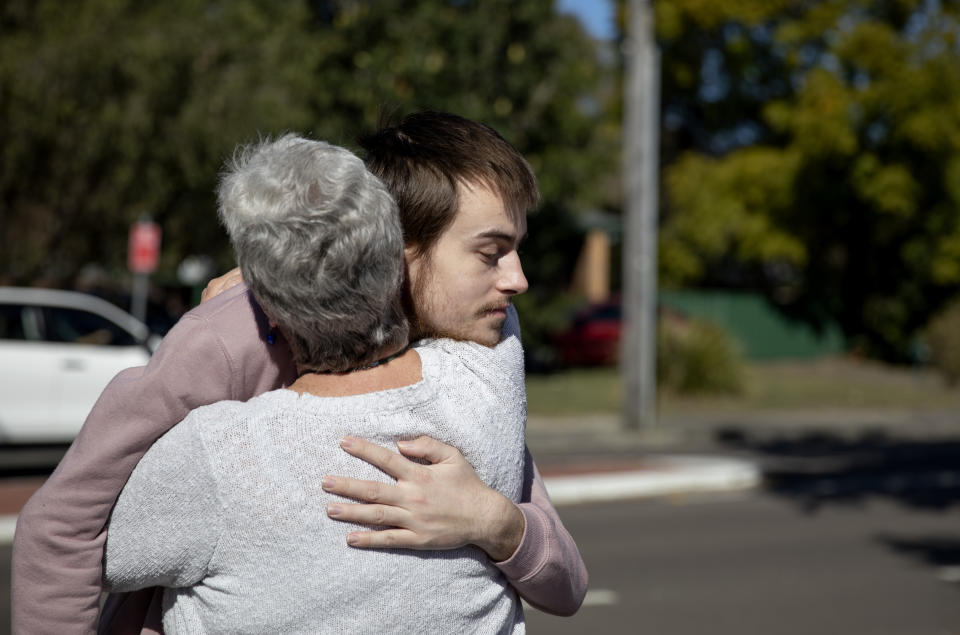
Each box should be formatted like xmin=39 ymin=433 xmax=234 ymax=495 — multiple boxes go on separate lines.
xmin=217 ymin=134 xmax=408 ymax=372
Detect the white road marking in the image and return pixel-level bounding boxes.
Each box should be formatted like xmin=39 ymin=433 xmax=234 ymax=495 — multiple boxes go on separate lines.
xmin=0 ymin=515 xmax=17 ymax=545
xmin=544 ymin=456 xmax=760 ymax=506
xmin=937 ymin=566 xmax=960 ymax=584
xmin=582 ymin=589 xmax=619 ymax=607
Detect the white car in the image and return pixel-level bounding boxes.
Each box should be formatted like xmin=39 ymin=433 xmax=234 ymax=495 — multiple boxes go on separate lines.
xmin=0 ymin=287 xmax=160 ymax=443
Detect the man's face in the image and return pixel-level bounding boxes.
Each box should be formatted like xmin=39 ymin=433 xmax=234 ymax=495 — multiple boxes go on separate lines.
xmin=406 ymin=181 xmax=528 ymax=347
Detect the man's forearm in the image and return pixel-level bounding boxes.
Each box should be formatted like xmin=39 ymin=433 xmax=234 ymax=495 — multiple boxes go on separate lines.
xmin=495 ymin=458 xmax=588 ymax=616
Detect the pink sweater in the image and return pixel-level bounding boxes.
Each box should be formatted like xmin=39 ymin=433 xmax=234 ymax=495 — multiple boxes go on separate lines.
xmin=12 ymin=283 xmax=587 ymax=634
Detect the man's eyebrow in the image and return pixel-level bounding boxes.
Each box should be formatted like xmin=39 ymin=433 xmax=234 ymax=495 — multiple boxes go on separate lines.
xmin=474 ymin=229 xmax=520 ymax=243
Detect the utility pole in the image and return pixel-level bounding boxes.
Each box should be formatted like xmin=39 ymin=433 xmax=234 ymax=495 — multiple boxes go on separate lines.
xmin=622 ymin=0 xmax=660 ymax=430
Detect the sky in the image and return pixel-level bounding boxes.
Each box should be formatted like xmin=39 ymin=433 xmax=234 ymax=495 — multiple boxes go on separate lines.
xmin=556 ymin=0 xmax=616 ymax=40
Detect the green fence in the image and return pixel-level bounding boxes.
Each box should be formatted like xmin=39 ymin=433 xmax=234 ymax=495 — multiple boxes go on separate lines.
xmin=660 ymin=290 xmax=846 ymax=360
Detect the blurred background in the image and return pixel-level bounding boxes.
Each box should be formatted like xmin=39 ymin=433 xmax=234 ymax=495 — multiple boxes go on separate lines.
xmin=3 ymin=0 xmax=960 ymax=633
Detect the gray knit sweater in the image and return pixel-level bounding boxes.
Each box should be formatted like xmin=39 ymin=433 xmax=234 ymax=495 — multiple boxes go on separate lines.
xmin=103 ymin=309 xmax=527 ymax=634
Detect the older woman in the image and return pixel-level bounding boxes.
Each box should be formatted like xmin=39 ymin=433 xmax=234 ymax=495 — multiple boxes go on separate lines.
xmin=102 ymin=135 xmax=528 ymax=633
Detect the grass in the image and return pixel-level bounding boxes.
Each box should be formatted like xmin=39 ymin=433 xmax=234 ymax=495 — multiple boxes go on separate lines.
xmin=525 ymin=357 xmax=960 ymax=417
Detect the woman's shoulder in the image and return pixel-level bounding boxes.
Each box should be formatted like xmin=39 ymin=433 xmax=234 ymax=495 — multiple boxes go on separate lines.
xmin=415 ymin=334 xmax=524 ymax=392
xmin=178 ymin=390 xmax=289 ymax=440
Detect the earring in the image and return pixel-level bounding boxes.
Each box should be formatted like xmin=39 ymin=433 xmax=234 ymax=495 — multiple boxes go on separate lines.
xmin=266 ymin=328 xmax=277 ymax=345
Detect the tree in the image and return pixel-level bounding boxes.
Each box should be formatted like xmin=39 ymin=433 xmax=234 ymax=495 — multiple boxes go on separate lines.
xmin=0 ymin=0 xmax=319 ymax=283
xmin=0 ymin=0 xmax=616 ymax=308
xmin=653 ymin=0 xmax=960 ymax=359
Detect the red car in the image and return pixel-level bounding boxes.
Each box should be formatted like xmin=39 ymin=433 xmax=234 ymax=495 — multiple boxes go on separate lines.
xmin=552 ymin=301 xmax=622 ymax=366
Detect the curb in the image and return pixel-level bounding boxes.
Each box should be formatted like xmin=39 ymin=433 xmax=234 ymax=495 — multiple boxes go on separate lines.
xmin=542 ymin=455 xmax=761 ymax=505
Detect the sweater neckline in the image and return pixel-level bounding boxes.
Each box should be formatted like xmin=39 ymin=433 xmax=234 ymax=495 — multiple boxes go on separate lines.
xmin=273 ymin=347 xmax=441 ymax=414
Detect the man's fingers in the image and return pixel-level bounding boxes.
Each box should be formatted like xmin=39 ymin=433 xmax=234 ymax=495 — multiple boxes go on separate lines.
xmin=344 ymin=528 xmax=422 ymax=549
xmin=396 ymin=435 xmax=461 ymax=465
xmin=326 ymin=502 xmax=408 ymax=529
xmin=339 ymin=436 xmax=414 ymax=479
xmin=322 ymin=474 xmax=400 ymax=505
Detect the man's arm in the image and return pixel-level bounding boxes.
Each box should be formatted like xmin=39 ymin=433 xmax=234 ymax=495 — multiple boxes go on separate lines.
xmin=321 ymin=437 xmax=588 ymax=616
xmin=494 ymin=448 xmax=588 ymax=616
xmin=12 ymin=285 xmax=289 ymax=634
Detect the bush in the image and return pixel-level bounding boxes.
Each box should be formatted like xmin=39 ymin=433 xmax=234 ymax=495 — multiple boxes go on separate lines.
xmin=925 ymin=300 xmax=960 ymax=385
xmin=657 ymin=316 xmax=744 ymax=395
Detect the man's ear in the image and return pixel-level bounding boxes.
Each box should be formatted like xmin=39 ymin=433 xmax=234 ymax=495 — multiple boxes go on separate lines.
xmin=404 ymin=244 xmax=423 ymax=281
xmin=403 ymin=244 xmax=420 ymax=266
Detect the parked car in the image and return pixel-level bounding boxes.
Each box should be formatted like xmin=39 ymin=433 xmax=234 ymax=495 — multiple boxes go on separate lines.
xmin=551 ymin=300 xmax=622 ymax=367
xmin=0 ymin=287 xmax=160 ymax=443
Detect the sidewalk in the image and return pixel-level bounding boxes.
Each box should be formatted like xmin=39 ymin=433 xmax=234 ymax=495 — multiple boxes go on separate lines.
xmin=528 ymin=407 xmax=960 ymax=505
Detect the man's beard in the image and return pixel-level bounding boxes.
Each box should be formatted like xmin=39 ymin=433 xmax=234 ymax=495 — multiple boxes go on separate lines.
xmin=404 ymin=263 xmax=506 ymax=346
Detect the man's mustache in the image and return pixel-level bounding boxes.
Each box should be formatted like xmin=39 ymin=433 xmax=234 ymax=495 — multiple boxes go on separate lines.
xmin=476 ymin=300 xmax=512 ymax=317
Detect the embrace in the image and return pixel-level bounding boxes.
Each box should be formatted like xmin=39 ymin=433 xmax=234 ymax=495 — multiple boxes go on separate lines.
xmin=13 ymin=111 xmax=587 ymax=634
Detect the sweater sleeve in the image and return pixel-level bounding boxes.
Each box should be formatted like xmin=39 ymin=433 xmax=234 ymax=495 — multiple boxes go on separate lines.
xmin=496 ymin=448 xmax=588 ymax=616
xmin=12 ymin=303 xmax=254 ymax=634
xmin=103 ymin=418 xmax=224 ymax=591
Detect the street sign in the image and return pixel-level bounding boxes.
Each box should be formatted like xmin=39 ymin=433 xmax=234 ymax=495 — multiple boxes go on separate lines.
xmin=128 ymin=220 xmax=162 ymax=274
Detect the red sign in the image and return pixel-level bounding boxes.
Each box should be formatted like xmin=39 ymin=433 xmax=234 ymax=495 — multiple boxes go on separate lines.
xmin=128 ymin=221 xmax=162 ymax=273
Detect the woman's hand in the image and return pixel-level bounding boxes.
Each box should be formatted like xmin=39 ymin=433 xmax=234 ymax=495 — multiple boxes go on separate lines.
xmin=321 ymin=435 xmax=525 ymax=562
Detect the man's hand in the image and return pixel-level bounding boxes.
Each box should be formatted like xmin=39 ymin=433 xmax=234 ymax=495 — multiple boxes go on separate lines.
xmin=322 ymin=435 xmax=525 ymax=562
xmin=200 ymin=267 xmax=244 ymax=303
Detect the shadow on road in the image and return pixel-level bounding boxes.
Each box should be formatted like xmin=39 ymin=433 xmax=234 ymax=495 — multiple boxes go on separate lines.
xmin=875 ymin=533 xmax=960 ymax=575
xmin=715 ymin=426 xmax=960 ymax=583
xmin=714 ymin=426 xmax=960 ymax=512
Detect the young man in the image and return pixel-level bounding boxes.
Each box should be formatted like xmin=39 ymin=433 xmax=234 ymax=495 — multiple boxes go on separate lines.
xmin=11 ymin=112 xmax=586 ymax=634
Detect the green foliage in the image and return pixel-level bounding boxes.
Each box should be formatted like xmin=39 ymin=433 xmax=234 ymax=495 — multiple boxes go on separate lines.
xmin=657 ymin=317 xmax=744 ymax=395
xmin=0 ymin=0 xmax=616 ymax=291
xmin=925 ymin=299 xmax=960 ymax=385
xmin=0 ymin=0 xmax=318 ymax=282
xmin=653 ymin=0 xmax=960 ymax=360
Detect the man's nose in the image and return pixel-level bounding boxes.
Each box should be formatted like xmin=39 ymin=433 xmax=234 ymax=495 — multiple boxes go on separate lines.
xmin=498 ymin=251 xmax=528 ymax=296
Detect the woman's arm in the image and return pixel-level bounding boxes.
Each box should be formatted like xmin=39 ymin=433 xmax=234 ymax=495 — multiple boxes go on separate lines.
xmin=12 ymin=285 xmax=289 ymax=634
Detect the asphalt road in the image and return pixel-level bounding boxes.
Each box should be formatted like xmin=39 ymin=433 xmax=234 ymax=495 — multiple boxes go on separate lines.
xmin=525 ymin=493 xmax=960 ymax=634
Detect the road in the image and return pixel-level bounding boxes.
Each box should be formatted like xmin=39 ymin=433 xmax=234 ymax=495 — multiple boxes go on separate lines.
xmin=4 ymin=487 xmax=960 ymax=634
xmin=525 ymin=493 xmax=960 ymax=634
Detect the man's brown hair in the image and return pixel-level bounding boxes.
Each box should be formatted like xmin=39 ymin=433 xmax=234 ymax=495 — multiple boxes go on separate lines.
xmin=358 ymin=110 xmax=539 ymax=256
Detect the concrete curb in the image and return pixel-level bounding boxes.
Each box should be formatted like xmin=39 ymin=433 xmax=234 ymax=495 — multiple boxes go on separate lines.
xmin=543 ymin=455 xmax=762 ymax=505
